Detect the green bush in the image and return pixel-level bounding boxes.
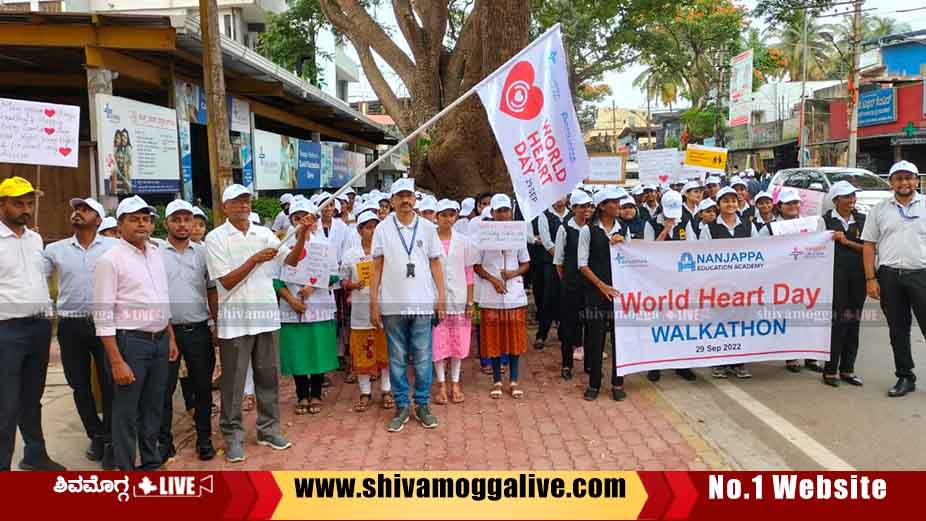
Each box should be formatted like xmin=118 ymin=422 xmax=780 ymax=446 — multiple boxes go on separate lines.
xmin=150 ymin=199 xmax=277 ymax=239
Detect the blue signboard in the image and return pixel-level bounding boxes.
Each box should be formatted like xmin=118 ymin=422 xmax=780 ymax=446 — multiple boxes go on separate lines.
xmin=331 ymin=147 xmax=350 ymax=188
xmin=858 ymin=88 xmax=896 ymax=127
xmin=296 ymin=141 xmax=322 ymax=189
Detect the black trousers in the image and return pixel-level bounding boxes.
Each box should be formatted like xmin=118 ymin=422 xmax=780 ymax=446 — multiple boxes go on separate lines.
xmin=559 ymin=286 xmax=584 ymax=369
xmin=826 ymin=269 xmax=866 ymax=375
xmin=160 ymin=322 xmax=214 ymax=450
xmin=528 ymin=256 xmax=546 ymax=323
xmin=0 ymin=317 xmax=51 ymax=471
xmin=57 ymin=317 xmax=112 ymax=443
xmin=294 ymin=374 xmax=325 ymax=401
xmin=537 ymin=262 xmax=561 ymax=341
xmin=877 ymin=267 xmax=926 ymax=379
xmin=584 ymin=306 xmax=624 ymax=390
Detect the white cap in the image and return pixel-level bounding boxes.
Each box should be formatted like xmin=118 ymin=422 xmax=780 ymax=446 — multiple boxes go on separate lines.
xmin=612 ymin=187 xmax=629 ymax=200
xmin=165 ymin=199 xmax=195 ymax=217
xmin=593 ymin=187 xmax=623 ymax=207
xmin=418 ymin=197 xmax=437 ymax=213
xmin=682 ymin=180 xmax=703 ymax=193
xmin=729 ymin=176 xmax=747 ymax=188
xmin=192 ymin=206 xmax=206 ymax=219
xmin=777 ymin=187 xmax=801 ymax=204
xmin=827 ymin=180 xmax=860 ymax=201
xmin=744 ymin=168 xmax=755 ymax=177
xmin=289 ymin=199 xmax=317 ymax=216
xmin=357 ymin=211 xmax=380 ymax=227
xmin=643 ymin=184 xmax=657 ymax=192
xmin=480 ymin=206 xmax=492 ymax=219
xmin=889 ymin=160 xmax=919 ymax=177
xmin=391 ymin=177 xmax=415 ymax=196
xmin=116 ymin=195 xmax=155 ymax=219
xmin=618 ymin=197 xmax=636 ymax=208
xmin=98 ymin=216 xmax=117 ymax=232
xmin=754 ymin=191 xmax=774 ymax=203
xmin=335 ymin=191 xmax=350 ymax=201
xmin=69 ymin=197 xmax=105 ymax=219
xmin=222 ymin=184 xmax=251 ymax=203
xmin=436 ymin=199 xmax=460 ymax=214
xmin=279 ymin=193 xmax=293 ymax=205
xmin=356 ymin=201 xmax=378 ymax=217
xmin=249 ymin=212 xmax=261 ymax=224
xmin=490 ymin=193 xmax=512 ymax=210
xmin=660 ymin=182 xmax=671 ymax=192
xmin=460 ymin=197 xmax=475 ymax=215
xmin=631 ymin=185 xmax=644 ymax=196
xmin=697 ymin=198 xmax=718 ymax=213
xmin=715 ymin=186 xmax=738 ymax=202
xmin=569 ymin=190 xmax=592 ymax=206
xmin=706 ymin=176 xmax=721 ymax=186
xmin=343 ymin=186 xmax=356 ymax=196
xmin=661 ymin=190 xmax=683 ymax=219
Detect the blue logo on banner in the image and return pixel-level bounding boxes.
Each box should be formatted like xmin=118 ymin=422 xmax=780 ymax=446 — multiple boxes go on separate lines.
xmin=678 ymin=252 xmax=696 ymax=272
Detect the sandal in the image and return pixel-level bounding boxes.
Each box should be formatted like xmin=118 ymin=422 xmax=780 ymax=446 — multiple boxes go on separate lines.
xmin=308 ymin=398 xmax=322 ymax=415
xmin=354 ymin=394 xmax=372 ymax=412
xmin=344 ymin=373 xmax=357 ymax=384
xmin=490 ymin=383 xmax=503 ymax=399
xmin=381 ymin=392 xmax=395 ymax=410
xmin=433 ymin=382 xmax=448 ymax=405
xmin=510 ymin=382 xmax=524 ymax=400
xmin=481 ymin=365 xmax=493 ymax=375
xmin=322 ymin=375 xmax=334 ymax=387
xmin=241 ymin=394 xmax=255 ymax=412
xmin=450 ymin=382 xmax=465 ymax=403
xmin=295 ymin=398 xmax=309 ymax=415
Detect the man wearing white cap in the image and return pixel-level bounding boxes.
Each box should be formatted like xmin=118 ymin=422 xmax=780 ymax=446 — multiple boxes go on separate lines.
xmin=205 ymin=184 xmax=306 ymax=461
xmin=158 ymin=200 xmax=218 ymax=462
xmin=862 ymin=160 xmax=926 ymax=397
xmin=369 ymin=177 xmax=446 ymax=432
xmin=99 ymin=216 xmax=119 ymax=238
xmin=43 ymin=196 xmax=116 ymax=467
xmin=93 ymin=195 xmax=178 ymax=470
xmin=534 ymin=196 xmax=569 ymax=351
xmin=0 ymin=177 xmax=65 ymax=471
xmin=272 ymin=193 xmax=293 ymax=235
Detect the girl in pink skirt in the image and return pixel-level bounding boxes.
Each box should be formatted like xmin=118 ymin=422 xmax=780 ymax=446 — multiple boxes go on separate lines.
xmin=432 ymin=199 xmax=476 ymax=404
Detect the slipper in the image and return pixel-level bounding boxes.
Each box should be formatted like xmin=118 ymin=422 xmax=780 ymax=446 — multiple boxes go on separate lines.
xmin=490 ymin=383 xmax=503 ymax=399
xmin=241 ymin=394 xmax=255 ymax=412
xmin=354 ymin=394 xmax=372 ymax=412
xmin=381 ymin=392 xmax=395 ymax=410
xmin=433 ymin=383 xmax=448 ymax=405
xmin=308 ymin=399 xmax=322 ymax=415
xmin=295 ymin=398 xmax=309 ymax=415
xmin=510 ymin=382 xmax=523 ymax=400
xmin=450 ymin=383 xmax=465 ymax=403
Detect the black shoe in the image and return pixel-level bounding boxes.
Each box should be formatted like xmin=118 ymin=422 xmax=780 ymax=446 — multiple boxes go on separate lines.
xmin=197 ymin=442 xmax=217 ymax=461
xmin=18 ymin=456 xmax=66 ymax=471
xmin=583 ymin=387 xmax=599 ymax=401
xmin=840 ymin=374 xmax=864 ymax=387
xmin=102 ymin=443 xmax=116 ymax=470
xmin=159 ymin=443 xmax=177 ymax=464
xmin=805 ymin=360 xmax=824 ymax=373
xmin=675 ymin=368 xmax=697 ymax=381
xmin=888 ymin=377 xmax=915 ymax=397
xmin=85 ymin=436 xmax=104 ymax=461
xmin=822 ymin=375 xmax=839 ymax=388
xmin=786 ymin=363 xmax=801 ymax=373
xmin=611 ymin=387 xmax=627 ymax=401
xmin=561 ymin=367 xmax=573 ymax=381
xmin=647 ymin=370 xmax=661 ymax=382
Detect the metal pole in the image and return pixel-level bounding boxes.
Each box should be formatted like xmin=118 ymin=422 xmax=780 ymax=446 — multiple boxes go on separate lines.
xmin=798 ymin=11 xmax=809 ymax=167
xmin=847 ymin=0 xmax=863 ymax=168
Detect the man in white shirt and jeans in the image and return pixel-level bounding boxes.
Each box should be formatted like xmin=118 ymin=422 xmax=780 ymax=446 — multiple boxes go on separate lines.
xmin=370 ymin=178 xmax=447 ymax=432
xmin=205 ymin=184 xmax=304 ymax=462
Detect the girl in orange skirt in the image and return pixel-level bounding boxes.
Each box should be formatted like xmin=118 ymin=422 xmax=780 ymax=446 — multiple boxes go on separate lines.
xmin=473 ymin=194 xmax=531 ymax=399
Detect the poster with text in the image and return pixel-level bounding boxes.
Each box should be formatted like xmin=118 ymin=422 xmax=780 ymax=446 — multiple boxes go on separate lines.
xmin=96 ymin=94 xmax=179 ymax=194
xmin=331 ymin=147 xmax=350 ymax=188
xmin=319 ymin=143 xmax=334 ymax=187
xmin=296 ymin=140 xmax=322 ymax=189
xmin=174 ymin=80 xmax=207 ymax=125
xmin=0 ymin=97 xmax=80 ymax=168
xmin=253 ymin=129 xmax=296 ymax=191
xmin=638 ymin=148 xmax=682 ymax=185
xmin=228 ymin=97 xmax=251 ymax=133
xmin=586 ymin=156 xmax=624 ymax=183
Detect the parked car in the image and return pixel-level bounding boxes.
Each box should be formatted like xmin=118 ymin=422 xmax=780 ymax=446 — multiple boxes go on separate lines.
xmin=768 ymin=167 xmax=892 ymax=215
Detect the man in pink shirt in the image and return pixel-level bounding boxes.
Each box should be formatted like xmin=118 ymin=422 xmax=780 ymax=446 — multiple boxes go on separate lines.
xmin=93 ymin=196 xmax=178 ymax=470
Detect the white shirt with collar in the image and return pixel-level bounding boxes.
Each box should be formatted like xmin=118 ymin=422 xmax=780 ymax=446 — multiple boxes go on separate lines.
xmin=44 ymin=233 xmax=116 ymax=317
xmin=161 ymin=239 xmax=213 ymax=325
xmin=553 ymin=218 xmax=585 ymax=266
xmin=861 ymin=193 xmax=926 ymax=270
xmin=315 ymin=217 xmax=349 ymax=268
xmin=0 ymin=222 xmax=51 ymax=320
xmin=204 ymin=221 xmax=282 ymax=339
xmin=696 ymin=214 xmax=757 ymax=240
xmin=577 ymin=219 xmax=623 ymax=268
xmin=828 ymin=209 xmax=855 ymax=231
xmin=372 ymin=214 xmax=443 ymax=316
xmin=475 ymin=246 xmax=530 ymax=309
xmin=537 ymin=207 xmax=568 ymax=252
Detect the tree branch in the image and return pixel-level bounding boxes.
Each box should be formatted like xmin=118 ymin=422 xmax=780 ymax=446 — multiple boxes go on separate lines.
xmin=394 ymin=0 xmax=426 ymax=63
xmin=353 ymin=41 xmax=410 ymax=133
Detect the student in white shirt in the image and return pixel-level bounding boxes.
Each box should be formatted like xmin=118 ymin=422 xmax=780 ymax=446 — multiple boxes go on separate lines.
xmin=473 ymin=194 xmax=530 ymax=400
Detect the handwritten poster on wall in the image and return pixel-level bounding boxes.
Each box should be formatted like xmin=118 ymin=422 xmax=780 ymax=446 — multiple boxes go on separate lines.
xmin=0 ymin=97 xmax=80 ymax=168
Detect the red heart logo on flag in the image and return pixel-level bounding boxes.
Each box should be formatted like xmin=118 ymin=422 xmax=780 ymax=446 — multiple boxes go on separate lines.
xmin=499 ymin=61 xmax=544 ymax=121
xmin=309 ymin=276 xmax=318 ymax=285
xmin=658 ymin=174 xmax=669 ymax=183
xmin=58 ymin=147 xmax=72 ymax=157
xmin=44 ymin=109 xmax=56 ymax=118
xmin=44 ymin=127 xmax=55 ymax=135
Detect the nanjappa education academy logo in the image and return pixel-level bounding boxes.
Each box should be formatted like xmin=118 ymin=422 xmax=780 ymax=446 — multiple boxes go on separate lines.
xmin=678 ymin=252 xmax=696 ymax=273
xmin=677 ymin=250 xmax=765 ymax=272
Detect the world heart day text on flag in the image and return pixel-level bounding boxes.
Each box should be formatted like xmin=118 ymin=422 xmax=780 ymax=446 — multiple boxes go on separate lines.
xmin=476 ymin=25 xmax=588 ymax=222
xmin=609 ymin=233 xmax=835 ymax=376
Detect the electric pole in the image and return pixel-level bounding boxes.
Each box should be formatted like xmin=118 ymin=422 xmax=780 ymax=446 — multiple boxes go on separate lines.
xmin=199 ymin=0 xmax=233 ymax=224
xmin=798 ymin=11 xmax=809 ymax=167
xmin=847 ymin=0 xmax=863 ymax=168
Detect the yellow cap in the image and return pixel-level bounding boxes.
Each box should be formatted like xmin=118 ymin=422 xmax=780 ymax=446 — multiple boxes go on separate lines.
xmin=0 ymin=176 xmax=35 ymax=198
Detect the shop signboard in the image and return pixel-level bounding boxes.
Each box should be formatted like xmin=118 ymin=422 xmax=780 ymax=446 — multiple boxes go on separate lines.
xmin=858 ymin=88 xmax=896 ymax=127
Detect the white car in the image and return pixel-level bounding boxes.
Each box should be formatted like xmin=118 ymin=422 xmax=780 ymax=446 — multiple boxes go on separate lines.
xmin=768 ymin=167 xmax=893 ymax=215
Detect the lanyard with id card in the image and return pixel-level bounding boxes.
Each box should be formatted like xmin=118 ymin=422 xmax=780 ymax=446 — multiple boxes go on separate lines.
xmin=393 ymin=215 xmax=419 ymax=278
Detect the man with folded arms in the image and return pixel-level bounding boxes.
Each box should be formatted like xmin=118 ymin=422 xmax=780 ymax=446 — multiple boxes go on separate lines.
xmin=93 ymin=195 xmax=178 ymax=470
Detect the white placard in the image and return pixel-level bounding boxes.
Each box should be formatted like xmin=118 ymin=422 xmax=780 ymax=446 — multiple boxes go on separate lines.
xmin=0 ymin=97 xmax=80 ymax=168
xmin=279 ymin=238 xmax=330 ymax=289
xmin=611 ymin=233 xmax=834 ymax=376
xmin=729 ymin=49 xmax=753 ymax=127
xmin=638 ymin=148 xmax=682 ymax=185
xmin=229 ymin=97 xmax=251 ymax=134
xmin=477 ymin=221 xmax=528 ymax=251
xmin=769 ymin=216 xmax=821 ymax=236
xmin=253 ymin=128 xmax=296 ymax=190
xmin=96 ymin=94 xmax=180 ymax=194
xmin=587 ymin=156 xmax=624 ymax=183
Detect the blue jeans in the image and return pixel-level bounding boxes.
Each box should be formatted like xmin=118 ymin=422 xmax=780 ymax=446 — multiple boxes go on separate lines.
xmin=383 ymin=315 xmax=433 ymax=409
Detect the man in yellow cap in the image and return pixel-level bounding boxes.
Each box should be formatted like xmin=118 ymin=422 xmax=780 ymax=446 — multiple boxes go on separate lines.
xmin=0 ymin=176 xmax=65 ymax=471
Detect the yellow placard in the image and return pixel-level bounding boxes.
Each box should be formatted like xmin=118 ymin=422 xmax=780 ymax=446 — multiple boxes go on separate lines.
xmin=271 ymin=471 xmax=646 ymax=520
xmin=356 ymin=260 xmax=373 ymax=286
xmin=684 ymin=144 xmax=728 ymax=172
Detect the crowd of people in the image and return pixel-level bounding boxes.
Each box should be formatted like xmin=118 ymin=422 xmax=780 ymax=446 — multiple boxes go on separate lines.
xmin=0 ymin=158 xmax=924 ymax=472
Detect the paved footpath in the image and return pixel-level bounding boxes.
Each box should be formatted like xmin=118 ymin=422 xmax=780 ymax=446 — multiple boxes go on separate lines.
xmin=165 ymin=326 xmax=728 ymax=472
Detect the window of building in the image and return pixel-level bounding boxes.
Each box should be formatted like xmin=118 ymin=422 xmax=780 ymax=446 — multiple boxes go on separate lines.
xmin=0 ymin=2 xmax=31 ymax=12
xmin=39 ymin=1 xmax=62 ymax=12
xmin=223 ymin=13 xmax=236 ymax=41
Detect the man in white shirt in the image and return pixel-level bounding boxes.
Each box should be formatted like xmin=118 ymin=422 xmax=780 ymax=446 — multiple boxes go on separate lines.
xmin=369 ymin=178 xmax=446 ymax=432
xmin=0 ymin=177 xmax=64 ymax=471
xmin=205 ymin=185 xmax=305 ymax=463
xmin=271 ymin=193 xmax=293 ymax=234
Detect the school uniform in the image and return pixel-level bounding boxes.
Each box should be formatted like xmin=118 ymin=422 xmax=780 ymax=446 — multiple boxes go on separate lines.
xmin=822 ymin=209 xmax=867 ymax=377
xmin=643 ymin=211 xmax=698 ymax=242
xmin=536 ymin=208 xmax=570 ymax=344
xmin=554 ymin=217 xmax=587 ymax=372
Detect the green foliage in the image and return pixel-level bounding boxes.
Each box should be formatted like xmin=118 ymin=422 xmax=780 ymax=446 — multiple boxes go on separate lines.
xmin=664 ymin=134 xmax=680 ymax=149
xmin=681 ymin=105 xmax=720 ymax=140
xmin=250 ymin=198 xmax=282 ymax=227
xmin=258 ymin=0 xmax=331 ymax=85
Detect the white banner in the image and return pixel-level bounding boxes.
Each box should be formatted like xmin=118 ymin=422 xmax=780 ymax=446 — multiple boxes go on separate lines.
xmin=729 ymin=50 xmax=754 ymax=127
xmin=638 ymin=148 xmax=682 ymax=185
xmin=279 ymin=238 xmax=330 ymax=289
xmin=587 ymin=156 xmax=624 ymax=183
xmin=0 ymin=97 xmax=80 ymax=168
xmin=476 ymin=25 xmax=588 ymax=221
xmin=253 ymin=128 xmax=295 ymax=190
xmin=477 ymin=221 xmax=528 ymax=251
xmin=610 ymin=233 xmax=834 ymax=376
xmin=95 ymin=94 xmax=179 ymax=194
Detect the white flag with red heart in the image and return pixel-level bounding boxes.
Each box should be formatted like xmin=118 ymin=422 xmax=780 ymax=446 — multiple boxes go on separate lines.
xmin=476 ymin=25 xmax=589 ymax=221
